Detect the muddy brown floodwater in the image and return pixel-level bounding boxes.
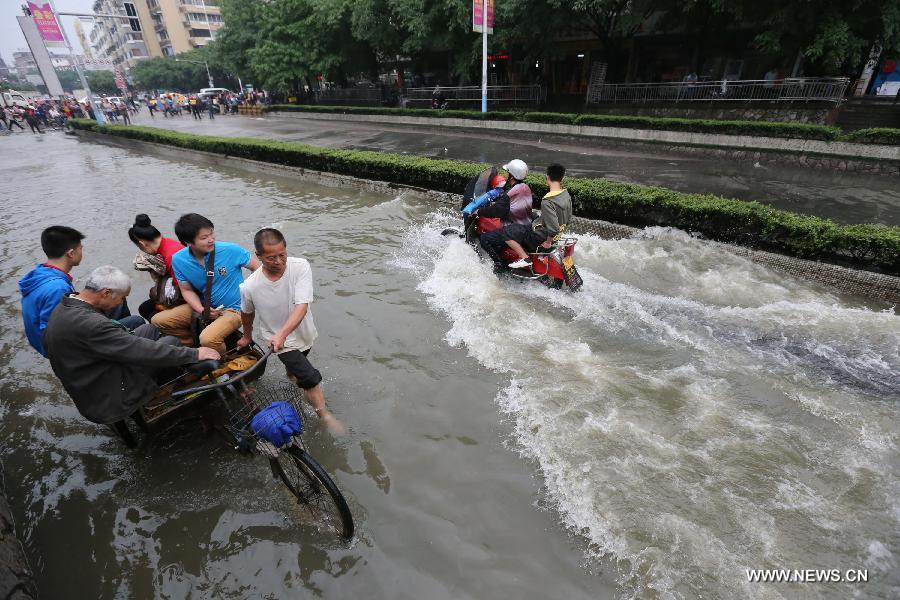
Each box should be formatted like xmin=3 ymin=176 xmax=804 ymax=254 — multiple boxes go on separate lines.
xmin=0 ymin=130 xmax=897 ymax=599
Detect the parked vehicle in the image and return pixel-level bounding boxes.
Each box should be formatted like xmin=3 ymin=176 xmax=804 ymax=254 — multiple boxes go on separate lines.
xmin=199 ymin=87 xmax=233 ymax=96
xmin=1 ymin=89 xmax=30 ymax=110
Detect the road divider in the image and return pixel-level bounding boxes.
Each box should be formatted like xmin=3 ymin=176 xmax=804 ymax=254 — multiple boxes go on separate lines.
xmin=264 ymin=104 xmax=900 ymax=146
xmin=68 ymin=119 xmax=900 ymax=276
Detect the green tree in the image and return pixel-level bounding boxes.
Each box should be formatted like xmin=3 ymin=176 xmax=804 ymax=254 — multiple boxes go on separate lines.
xmin=55 ymin=69 xmax=81 ymax=92
xmin=1 ymin=77 xmax=37 ymax=92
xmin=389 ymin=0 xmax=476 ymax=83
xmin=131 ymin=47 xmax=235 ymax=92
xmin=749 ymin=0 xmax=900 ymax=74
xmin=215 ymin=0 xmax=267 ymax=83
xmin=86 ymin=70 xmax=118 ymax=95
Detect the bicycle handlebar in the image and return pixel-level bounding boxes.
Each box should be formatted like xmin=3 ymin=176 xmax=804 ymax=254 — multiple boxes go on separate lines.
xmin=171 ymin=346 xmax=273 ymax=399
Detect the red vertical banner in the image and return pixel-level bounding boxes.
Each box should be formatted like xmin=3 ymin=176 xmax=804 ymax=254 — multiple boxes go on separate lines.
xmin=114 ymin=68 xmax=128 ymax=92
xmin=473 ymin=0 xmax=494 ymax=34
xmin=27 ymin=2 xmax=65 ymax=46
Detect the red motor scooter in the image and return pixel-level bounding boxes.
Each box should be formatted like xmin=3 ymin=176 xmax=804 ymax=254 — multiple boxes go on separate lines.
xmin=442 ymin=167 xmax=583 ymax=291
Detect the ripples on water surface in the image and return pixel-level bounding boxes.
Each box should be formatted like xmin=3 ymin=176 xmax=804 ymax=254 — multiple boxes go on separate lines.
xmin=0 ymin=134 xmax=609 ymax=600
xmin=398 ymin=215 xmax=900 ymax=599
xmin=0 ymin=133 xmax=897 ymax=599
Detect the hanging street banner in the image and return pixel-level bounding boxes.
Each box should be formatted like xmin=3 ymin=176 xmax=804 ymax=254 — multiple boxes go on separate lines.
xmin=16 ymin=15 xmax=64 ymax=96
xmin=473 ymin=0 xmax=494 ymax=34
xmin=114 ymin=68 xmax=128 ymax=92
xmin=27 ymin=2 xmax=66 ymax=48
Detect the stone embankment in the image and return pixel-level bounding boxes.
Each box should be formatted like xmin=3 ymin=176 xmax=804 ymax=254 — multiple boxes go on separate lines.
xmin=0 ymin=463 xmax=37 ymax=599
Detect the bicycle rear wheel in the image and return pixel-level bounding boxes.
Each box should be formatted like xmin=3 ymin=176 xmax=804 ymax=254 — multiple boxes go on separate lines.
xmin=271 ymin=445 xmax=354 ymax=540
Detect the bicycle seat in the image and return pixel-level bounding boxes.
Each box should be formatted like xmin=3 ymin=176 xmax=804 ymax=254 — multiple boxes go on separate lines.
xmin=185 ymin=360 xmax=220 ymax=376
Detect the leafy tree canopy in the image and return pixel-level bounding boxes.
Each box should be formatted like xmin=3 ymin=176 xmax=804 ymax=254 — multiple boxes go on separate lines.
xmin=209 ymin=0 xmax=900 ymax=88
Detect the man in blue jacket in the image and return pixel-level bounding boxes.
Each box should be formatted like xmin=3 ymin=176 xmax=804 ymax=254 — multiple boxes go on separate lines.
xmin=19 ymin=226 xmax=84 ymax=356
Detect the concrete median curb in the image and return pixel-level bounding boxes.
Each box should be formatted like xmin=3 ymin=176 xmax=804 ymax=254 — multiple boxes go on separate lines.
xmin=74 ymin=129 xmax=900 ymax=305
xmin=271 ymin=111 xmax=900 ymax=175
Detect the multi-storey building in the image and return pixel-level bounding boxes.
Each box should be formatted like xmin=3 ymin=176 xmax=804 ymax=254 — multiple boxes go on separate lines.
xmin=147 ymin=0 xmax=223 ymax=56
xmin=89 ymin=0 xmax=153 ymax=70
xmin=89 ymin=0 xmax=224 ymax=70
xmin=13 ymin=51 xmax=43 ymax=86
xmin=74 ymin=19 xmax=94 ymax=59
xmin=0 ymin=55 xmax=11 ymax=81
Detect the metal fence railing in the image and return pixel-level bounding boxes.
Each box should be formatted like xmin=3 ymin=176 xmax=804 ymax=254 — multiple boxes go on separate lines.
xmin=313 ymin=87 xmax=384 ymax=105
xmin=405 ymin=85 xmax=545 ymax=107
xmin=587 ymin=78 xmax=850 ymax=105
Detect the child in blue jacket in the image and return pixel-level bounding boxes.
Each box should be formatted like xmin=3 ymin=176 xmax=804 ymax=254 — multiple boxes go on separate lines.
xmin=19 ymin=226 xmax=84 ymax=356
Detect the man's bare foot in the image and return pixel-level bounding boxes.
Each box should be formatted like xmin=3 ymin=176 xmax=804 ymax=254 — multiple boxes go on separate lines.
xmin=319 ymin=411 xmax=347 ymax=435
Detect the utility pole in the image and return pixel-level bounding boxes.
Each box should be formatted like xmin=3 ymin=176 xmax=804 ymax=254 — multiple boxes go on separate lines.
xmin=44 ymin=0 xmax=105 ymax=124
xmin=481 ymin=0 xmax=488 ymax=113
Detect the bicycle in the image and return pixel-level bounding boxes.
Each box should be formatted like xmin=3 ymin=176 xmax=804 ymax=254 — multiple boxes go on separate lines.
xmin=114 ymin=343 xmax=355 ymax=540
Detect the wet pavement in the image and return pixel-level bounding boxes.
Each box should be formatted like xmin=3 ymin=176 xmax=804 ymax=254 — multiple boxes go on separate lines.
xmin=128 ymin=110 xmax=900 ymax=226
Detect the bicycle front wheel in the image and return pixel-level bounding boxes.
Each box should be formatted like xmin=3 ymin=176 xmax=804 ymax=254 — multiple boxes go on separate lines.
xmin=271 ymin=446 xmax=354 ymax=540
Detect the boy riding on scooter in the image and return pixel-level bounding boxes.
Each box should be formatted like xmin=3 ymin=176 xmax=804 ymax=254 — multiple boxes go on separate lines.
xmin=482 ymin=163 xmax=572 ymax=270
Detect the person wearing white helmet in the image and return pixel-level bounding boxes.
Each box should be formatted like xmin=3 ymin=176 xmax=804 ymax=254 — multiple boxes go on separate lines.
xmin=474 ymin=159 xmax=534 ymax=226
xmin=478 ymin=159 xmax=535 ymax=269
xmin=484 ymin=163 xmax=573 ymax=270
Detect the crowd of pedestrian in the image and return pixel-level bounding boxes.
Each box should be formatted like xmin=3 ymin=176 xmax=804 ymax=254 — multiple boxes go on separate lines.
xmin=2 ymin=88 xmax=270 ymax=137
xmin=0 ymin=97 xmax=89 ymax=135
xmin=144 ymin=90 xmax=268 ymax=120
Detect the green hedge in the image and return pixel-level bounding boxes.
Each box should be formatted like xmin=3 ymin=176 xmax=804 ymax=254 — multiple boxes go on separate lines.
xmin=842 ymin=127 xmax=900 ymax=146
xmin=69 ymin=119 xmax=900 ymax=275
xmin=265 ymin=104 xmax=855 ymax=142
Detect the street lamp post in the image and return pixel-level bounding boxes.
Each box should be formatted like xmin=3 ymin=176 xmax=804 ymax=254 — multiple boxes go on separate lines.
xmin=53 ymin=8 xmax=145 ymax=125
xmin=44 ymin=0 xmax=106 ymax=124
xmin=175 ymin=58 xmax=213 ymax=88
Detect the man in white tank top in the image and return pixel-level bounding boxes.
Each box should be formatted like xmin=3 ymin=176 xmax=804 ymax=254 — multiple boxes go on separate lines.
xmin=238 ymin=228 xmax=344 ymax=433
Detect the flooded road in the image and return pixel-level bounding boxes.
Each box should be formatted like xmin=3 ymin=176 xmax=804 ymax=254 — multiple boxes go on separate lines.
xmin=0 ymin=130 xmax=898 ymax=599
xmin=136 ymin=111 xmax=900 ymax=226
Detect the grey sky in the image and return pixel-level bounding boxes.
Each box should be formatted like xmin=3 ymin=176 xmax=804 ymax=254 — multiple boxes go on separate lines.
xmin=1 ymin=0 xmax=95 ymax=66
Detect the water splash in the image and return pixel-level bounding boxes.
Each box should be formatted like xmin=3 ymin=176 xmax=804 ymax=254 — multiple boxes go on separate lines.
xmin=397 ymin=213 xmax=900 ymax=599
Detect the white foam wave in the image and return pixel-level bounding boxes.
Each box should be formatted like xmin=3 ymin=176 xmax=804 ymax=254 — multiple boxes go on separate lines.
xmin=395 ymin=214 xmax=900 ymax=599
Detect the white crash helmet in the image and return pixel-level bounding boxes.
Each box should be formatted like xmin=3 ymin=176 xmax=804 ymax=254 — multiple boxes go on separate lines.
xmin=502 ymin=159 xmax=529 ymax=181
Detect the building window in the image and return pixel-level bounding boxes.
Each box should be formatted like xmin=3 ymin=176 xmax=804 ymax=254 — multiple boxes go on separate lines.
xmin=189 ymin=28 xmax=211 ymax=38
xmin=187 ymin=12 xmax=222 ymax=23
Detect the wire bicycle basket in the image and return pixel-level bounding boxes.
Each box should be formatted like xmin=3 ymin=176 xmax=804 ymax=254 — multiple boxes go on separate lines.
xmin=222 ymin=380 xmax=307 ymax=454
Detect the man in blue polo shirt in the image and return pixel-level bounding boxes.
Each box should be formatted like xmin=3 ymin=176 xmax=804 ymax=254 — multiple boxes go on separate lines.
xmin=151 ymin=213 xmax=260 ymax=353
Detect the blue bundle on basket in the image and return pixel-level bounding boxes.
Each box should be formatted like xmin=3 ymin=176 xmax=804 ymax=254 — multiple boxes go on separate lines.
xmin=250 ymin=401 xmax=303 ymax=447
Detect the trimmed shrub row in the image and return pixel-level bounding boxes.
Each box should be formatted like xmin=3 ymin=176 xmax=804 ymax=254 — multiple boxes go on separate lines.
xmin=266 ymin=104 xmax=900 ymax=146
xmin=69 ymin=119 xmax=900 ymax=275
xmin=842 ymin=127 xmax=900 ymax=146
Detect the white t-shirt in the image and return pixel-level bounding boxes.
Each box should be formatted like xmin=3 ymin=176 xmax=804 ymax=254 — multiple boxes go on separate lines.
xmin=239 ymin=257 xmax=317 ymax=353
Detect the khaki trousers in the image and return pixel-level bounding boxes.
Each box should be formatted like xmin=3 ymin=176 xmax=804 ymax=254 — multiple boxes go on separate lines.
xmin=150 ymin=304 xmax=242 ymax=354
